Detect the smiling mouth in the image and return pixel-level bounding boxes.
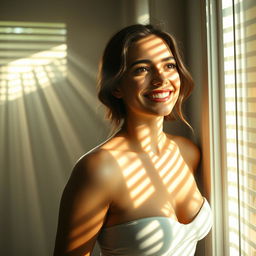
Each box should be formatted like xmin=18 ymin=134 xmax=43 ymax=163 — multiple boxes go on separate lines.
xmin=145 ymin=90 xmax=173 ymax=102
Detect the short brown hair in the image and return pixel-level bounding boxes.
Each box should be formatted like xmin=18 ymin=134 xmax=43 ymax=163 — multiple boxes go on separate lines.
xmin=97 ymin=24 xmax=194 ymax=129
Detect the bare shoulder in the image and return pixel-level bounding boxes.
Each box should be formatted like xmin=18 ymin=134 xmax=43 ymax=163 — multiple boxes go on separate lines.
xmin=167 ymin=134 xmax=201 ymax=172
xmin=54 ymin=148 xmax=118 ymax=255
xmin=70 ymin=148 xmax=120 ymax=193
xmin=71 ymin=131 xmax=128 ymax=184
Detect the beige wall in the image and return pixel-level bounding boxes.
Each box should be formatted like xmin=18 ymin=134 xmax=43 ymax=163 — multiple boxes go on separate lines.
xmin=185 ymin=1 xmax=211 ymax=255
xmin=0 ymin=0 xmax=208 ymax=255
xmin=0 ymin=1 xmax=123 ymax=255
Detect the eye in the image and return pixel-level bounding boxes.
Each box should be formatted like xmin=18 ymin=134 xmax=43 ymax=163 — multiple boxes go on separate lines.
xmin=166 ymin=63 xmax=177 ymax=70
xmin=134 ymin=66 xmax=150 ymax=75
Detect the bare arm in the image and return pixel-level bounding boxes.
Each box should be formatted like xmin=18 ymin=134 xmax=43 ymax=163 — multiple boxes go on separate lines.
xmin=53 ymin=152 xmax=113 ymax=256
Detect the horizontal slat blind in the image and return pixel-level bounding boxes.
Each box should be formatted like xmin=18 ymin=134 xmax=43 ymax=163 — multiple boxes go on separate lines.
xmin=221 ymin=0 xmax=256 ymax=255
xmin=0 ymin=21 xmax=67 ymax=103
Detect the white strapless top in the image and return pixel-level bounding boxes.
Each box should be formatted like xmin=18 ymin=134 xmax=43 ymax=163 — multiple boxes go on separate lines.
xmin=97 ymin=198 xmax=212 ymax=256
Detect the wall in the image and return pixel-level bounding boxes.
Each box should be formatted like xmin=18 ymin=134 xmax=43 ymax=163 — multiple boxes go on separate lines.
xmin=0 ymin=1 xmax=123 ymax=255
xmin=0 ymin=0 xmax=209 ymax=255
xmin=185 ymin=0 xmax=212 ymax=255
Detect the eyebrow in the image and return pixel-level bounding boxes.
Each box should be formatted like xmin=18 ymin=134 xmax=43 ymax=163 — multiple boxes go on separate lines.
xmin=129 ymin=56 xmax=175 ymax=68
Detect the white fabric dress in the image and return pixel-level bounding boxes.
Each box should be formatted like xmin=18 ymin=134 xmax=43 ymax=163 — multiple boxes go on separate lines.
xmin=98 ymin=198 xmax=212 ymax=256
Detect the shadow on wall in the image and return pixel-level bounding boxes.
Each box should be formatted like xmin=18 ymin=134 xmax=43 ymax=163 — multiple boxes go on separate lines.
xmin=0 ymin=21 xmax=108 ymax=256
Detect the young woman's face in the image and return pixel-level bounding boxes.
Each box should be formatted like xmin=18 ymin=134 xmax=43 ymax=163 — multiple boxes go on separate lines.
xmin=116 ymin=34 xmax=180 ymax=120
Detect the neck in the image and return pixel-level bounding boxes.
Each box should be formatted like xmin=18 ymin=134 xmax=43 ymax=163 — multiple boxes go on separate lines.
xmin=120 ymin=115 xmax=167 ymax=155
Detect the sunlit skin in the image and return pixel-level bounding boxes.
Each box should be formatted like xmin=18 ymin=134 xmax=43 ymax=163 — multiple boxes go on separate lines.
xmin=54 ymin=35 xmax=203 ymax=255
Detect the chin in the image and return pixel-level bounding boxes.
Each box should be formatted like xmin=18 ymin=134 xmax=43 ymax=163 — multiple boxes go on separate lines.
xmin=149 ymin=110 xmax=174 ymax=118
xmin=157 ymin=107 xmax=175 ymax=117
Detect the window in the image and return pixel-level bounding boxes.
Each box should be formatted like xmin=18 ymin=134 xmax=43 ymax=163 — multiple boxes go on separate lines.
xmin=0 ymin=21 xmax=67 ymax=103
xmin=207 ymin=0 xmax=256 ymax=255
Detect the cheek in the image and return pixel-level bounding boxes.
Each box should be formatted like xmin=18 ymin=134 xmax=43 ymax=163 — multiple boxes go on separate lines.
xmin=123 ymin=77 xmax=148 ymax=96
xmin=120 ymin=79 xmax=142 ymax=100
xmin=133 ymin=76 xmax=148 ymax=88
xmin=168 ymin=72 xmax=181 ymax=87
xmin=172 ymin=82 xmax=180 ymax=102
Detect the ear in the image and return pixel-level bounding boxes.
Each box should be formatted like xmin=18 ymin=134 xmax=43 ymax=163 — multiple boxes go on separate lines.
xmin=112 ymin=87 xmax=123 ymax=99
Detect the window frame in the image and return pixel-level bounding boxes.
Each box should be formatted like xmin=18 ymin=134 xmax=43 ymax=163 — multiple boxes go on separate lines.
xmin=205 ymin=0 xmax=256 ymax=255
xmin=205 ymin=0 xmax=229 ymax=255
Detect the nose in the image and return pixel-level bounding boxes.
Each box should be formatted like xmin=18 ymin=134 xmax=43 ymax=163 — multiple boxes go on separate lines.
xmin=151 ymin=69 xmax=168 ymax=86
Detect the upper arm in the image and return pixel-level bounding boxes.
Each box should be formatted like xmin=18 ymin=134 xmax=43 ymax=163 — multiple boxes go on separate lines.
xmin=54 ymin=152 xmax=113 ymax=256
xmin=172 ymin=136 xmax=201 ymax=172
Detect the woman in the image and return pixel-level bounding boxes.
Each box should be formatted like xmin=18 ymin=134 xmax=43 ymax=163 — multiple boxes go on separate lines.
xmin=54 ymin=24 xmax=212 ymax=256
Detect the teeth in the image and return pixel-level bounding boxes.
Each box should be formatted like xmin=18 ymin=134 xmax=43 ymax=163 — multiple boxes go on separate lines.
xmin=150 ymin=92 xmax=169 ymax=99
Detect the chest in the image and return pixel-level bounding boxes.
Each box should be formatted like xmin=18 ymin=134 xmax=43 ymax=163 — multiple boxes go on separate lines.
xmin=105 ymin=151 xmax=203 ymax=226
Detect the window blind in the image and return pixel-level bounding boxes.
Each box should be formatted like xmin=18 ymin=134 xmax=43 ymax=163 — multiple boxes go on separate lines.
xmin=0 ymin=21 xmax=67 ymax=103
xmin=221 ymin=0 xmax=256 ymax=255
